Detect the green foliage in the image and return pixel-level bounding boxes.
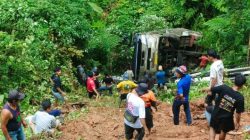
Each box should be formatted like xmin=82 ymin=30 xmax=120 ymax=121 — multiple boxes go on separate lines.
xmin=66 ymin=107 xmax=89 ymax=121
xmin=89 ymin=95 xmax=120 ymax=108
xmin=0 ymin=0 xmax=90 ymax=109
xmin=244 ymin=133 xmax=250 ymax=140
xmin=89 ymin=31 xmax=121 ymax=51
xmin=0 ymin=33 xmax=52 ymax=102
xmin=0 ymin=0 xmax=91 ymax=45
xmin=200 ymin=0 xmax=250 ymax=67
xmin=136 ymin=15 xmax=168 ymax=32
xmin=88 ymin=2 xmax=104 ymax=14
xmin=189 ymin=81 xmax=208 ymax=101
xmin=84 ymin=29 xmax=122 ymax=71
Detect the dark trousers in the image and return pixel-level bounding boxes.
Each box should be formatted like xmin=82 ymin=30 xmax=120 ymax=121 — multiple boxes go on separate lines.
xmin=88 ymin=91 xmax=97 ymax=99
xmin=145 ymin=107 xmax=153 ymax=129
xmin=125 ymin=124 xmax=145 ymax=140
xmin=172 ymin=100 xmax=192 ymax=125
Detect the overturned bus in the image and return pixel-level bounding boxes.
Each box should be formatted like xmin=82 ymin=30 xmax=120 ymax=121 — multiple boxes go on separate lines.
xmin=132 ymin=28 xmax=202 ymax=80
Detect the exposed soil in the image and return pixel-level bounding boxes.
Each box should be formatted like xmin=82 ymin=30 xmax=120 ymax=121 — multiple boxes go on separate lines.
xmin=59 ymin=99 xmax=250 ymax=140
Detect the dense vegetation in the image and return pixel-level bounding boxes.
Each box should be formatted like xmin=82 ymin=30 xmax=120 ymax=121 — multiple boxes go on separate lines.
xmin=0 ymin=0 xmax=250 ymax=109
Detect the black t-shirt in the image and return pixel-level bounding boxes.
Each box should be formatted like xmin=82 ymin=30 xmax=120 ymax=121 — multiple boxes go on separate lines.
xmin=211 ymin=85 xmax=244 ymax=119
xmin=103 ymin=77 xmax=113 ymax=85
xmin=51 ymin=74 xmax=62 ymax=92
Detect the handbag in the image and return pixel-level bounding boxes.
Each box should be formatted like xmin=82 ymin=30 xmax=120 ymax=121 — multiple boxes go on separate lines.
xmin=124 ymin=109 xmax=138 ymax=123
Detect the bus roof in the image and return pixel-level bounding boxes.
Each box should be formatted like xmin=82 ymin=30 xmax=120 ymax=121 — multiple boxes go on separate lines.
xmin=138 ymin=28 xmax=202 ymax=39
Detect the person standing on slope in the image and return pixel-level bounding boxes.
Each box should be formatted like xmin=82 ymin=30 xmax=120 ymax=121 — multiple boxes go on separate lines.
xmin=172 ymin=65 xmax=192 ymax=126
xmin=203 ymin=50 xmax=224 ymax=125
xmin=124 ymin=83 xmax=148 ymax=140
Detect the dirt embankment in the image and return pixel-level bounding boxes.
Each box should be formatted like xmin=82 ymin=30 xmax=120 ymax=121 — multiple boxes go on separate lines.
xmin=60 ymin=99 xmax=250 ymax=140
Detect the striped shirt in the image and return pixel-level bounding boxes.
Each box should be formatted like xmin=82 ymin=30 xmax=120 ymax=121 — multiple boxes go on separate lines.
xmin=32 ymin=111 xmax=56 ymax=134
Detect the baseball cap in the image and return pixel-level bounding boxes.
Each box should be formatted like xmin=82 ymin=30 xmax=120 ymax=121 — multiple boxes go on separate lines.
xmin=135 ymin=83 xmax=148 ymax=96
xmin=8 ymin=89 xmax=25 ymax=100
xmin=176 ymin=65 xmax=187 ymax=75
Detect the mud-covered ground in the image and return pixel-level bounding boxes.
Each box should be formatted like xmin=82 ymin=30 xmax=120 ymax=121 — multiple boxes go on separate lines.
xmin=59 ymin=99 xmax=250 ymax=140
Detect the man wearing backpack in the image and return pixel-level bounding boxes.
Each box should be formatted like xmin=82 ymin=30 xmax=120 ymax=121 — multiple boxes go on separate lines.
xmin=124 ymin=83 xmax=147 ymax=140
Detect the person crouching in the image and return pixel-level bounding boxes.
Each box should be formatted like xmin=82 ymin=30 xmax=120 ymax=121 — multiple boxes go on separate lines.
xmin=31 ymin=99 xmax=62 ymax=135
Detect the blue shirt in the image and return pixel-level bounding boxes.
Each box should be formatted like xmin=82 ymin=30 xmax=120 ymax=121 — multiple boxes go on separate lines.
xmin=156 ymin=71 xmax=166 ymax=84
xmin=177 ymin=74 xmax=191 ymax=102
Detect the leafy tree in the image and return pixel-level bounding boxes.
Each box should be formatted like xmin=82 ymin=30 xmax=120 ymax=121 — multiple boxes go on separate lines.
xmin=86 ymin=30 xmax=121 ymax=71
xmin=136 ymin=15 xmax=168 ymax=32
xmin=200 ymin=0 xmax=250 ymax=66
xmin=0 ymin=0 xmax=91 ymax=107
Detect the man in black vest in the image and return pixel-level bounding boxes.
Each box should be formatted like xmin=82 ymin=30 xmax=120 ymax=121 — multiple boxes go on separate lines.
xmin=1 ymin=89 xmax=26 ymax=140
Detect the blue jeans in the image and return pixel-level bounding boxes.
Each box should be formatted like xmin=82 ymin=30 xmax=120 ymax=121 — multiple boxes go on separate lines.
xmin=172 ymin=100 xmax=192 ymax=125
xmin=52 ymin=90 xmax=64 ymax=102
xmin=99 ymin=86 xmax=113 ymax=95
xmin=8 ymin=127 xmax=25 ymax=140
xmin=205 ymin=110 xmax=211 ymax=125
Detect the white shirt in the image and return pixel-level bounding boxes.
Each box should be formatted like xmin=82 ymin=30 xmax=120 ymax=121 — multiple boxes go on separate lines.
xmin=210 ymin=60 xmax=224 ymax=87
xmin=124 ymin=93 xmax=145 ymax=128
xmin=32 ymin=111 xmax=56 ymax=134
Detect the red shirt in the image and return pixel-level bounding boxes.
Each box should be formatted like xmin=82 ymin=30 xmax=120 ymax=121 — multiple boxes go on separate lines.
xmin=87 ymin=77 xmax=96 ymax=92
xmin=200 ymin=56 xmax=208 ymax=67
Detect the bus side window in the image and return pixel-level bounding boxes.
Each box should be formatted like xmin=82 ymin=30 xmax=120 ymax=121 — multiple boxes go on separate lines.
xmin=147 ymin=48 xmax=151 ymax=70
xmin=141 ymin=51 xmax=145 ymax=66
